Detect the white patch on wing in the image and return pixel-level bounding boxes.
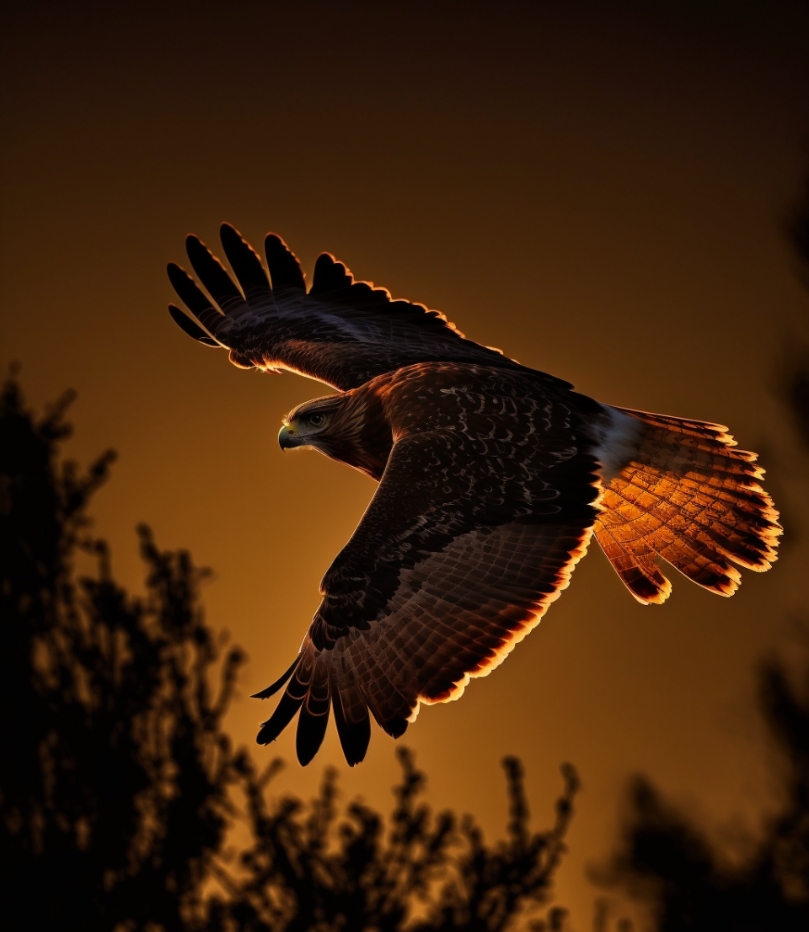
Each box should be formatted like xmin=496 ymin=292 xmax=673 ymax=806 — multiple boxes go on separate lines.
xmin=590 ymin=405 xmax=643 ymax=482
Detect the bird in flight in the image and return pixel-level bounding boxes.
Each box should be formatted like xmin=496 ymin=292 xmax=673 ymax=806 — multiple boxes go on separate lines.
xmin=168 ymin=224 xmax=781 ymax=766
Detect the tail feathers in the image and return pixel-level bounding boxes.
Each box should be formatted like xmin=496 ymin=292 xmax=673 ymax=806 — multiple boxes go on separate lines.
xmin=595 ymin=407 xmax=781 ymax=605
xmin=255 ymin=640 xmax=405 ymax=766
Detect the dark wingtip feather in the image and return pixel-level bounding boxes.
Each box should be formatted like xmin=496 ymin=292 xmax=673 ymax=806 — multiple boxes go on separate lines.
xmin=185 ymin=234 xmax=217 ymax=264
xmin=265 ymin=233 xmax=306 ymax=292
xmin=256 ymin=690 xmax=304 ymax=745
xmin=167 ymin=261 xmax=199 ymax=297
xmin=311 ymin=253 xmax=352 ymax=294
xmin=184 ymin=235 xmax=207 ymax=268
xmin=296 ymin=703 xmax=330 ymax=765
xmin=185 ymin=234 xmax=245 ymax=310
xmin=168 ymin=305 xmax=219 ymax=346
xmin=251 ymin=656 xmax=300 ymax=699
xmin=220 ymin=223 xmax=273 ymax=301
xmin=333 ymin=694 xmax=371 ymax=766
xmin=383 ymin=716 xmax=409 ymax=740
xmin=219 ymin=224 xmax=242 ymax=258
xmin=167 ymin=263 xmax=226 ymax=335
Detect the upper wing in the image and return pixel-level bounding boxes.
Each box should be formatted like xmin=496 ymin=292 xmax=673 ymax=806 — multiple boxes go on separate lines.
xmin=167 ymin=224 xmax=569 ymax=391
xmin=254 ymin=414 xmax=601 ymax=766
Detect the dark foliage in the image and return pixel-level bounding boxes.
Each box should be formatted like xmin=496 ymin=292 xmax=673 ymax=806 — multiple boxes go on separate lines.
xmin=0 ymin=373 xmax=246 ymax=930
xmin=213 ymin=751 xmax=579 ymax=932
xmin=596 ymin=653 xmax=809 ymax=931
xmin=0 ymin=374 xmax=579 ymax=931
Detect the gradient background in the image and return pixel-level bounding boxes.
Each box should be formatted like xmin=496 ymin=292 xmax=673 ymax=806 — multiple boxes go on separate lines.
xmin=3 ymin=1 xmax=808 ymax=926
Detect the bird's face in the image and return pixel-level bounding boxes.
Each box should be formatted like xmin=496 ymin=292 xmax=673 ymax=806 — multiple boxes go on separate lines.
xmin=278 ymin=396 xmax=344 ymax=452
xmin=278 ymin=388 xmax=391 ymax=480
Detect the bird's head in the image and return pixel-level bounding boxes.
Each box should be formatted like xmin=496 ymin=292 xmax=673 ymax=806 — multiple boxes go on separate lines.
xmin=278 ymin=395 xmax=348 ymax=454
xmin=278 ymin=388 xmax=392 ymax=480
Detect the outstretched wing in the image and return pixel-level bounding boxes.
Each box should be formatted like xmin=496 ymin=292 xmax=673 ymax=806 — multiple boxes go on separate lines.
xmin=255 ymin=409 xmax=601 ymax=766
xmin=167 ymin=224 xmax=569 ymax=391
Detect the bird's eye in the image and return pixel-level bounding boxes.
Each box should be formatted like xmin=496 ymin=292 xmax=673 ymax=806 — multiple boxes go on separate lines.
xmin=308 ymin=413 xmax=325 ymax=427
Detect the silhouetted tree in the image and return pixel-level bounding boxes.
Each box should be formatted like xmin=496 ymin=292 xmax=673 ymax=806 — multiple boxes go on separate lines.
xmin=0 ymin=373 xmax=246 ymax=930
xmin=0 ymin=374 xmax=580 ymax=931
xmin=209 ymin=750 xmax=578 ymax=932
xmin=595 ymin=651 xmax=809 ymax=931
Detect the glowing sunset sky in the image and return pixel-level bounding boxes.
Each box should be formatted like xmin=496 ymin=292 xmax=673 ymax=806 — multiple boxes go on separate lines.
xmin=2 ymin=1 xmax=808 ymax=925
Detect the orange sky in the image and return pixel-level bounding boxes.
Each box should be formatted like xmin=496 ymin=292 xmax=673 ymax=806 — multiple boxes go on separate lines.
xmin=3 ymin=1 xmax=809 ymax=926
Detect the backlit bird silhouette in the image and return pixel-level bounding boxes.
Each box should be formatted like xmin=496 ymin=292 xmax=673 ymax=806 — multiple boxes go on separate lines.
xmin=168 ymin=224 xmax=781 ymax=766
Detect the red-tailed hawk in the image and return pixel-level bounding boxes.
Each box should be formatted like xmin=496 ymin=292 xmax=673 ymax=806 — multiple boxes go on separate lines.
xmin=168 ymin=224 xmax=781 ymax=766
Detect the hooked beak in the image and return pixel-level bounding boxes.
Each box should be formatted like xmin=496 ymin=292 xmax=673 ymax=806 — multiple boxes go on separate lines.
xmin=278 ymin=425 xmax=297 ymax=451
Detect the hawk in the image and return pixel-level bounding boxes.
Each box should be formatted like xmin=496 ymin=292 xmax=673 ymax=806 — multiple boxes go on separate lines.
xmin=168 ymin=224 xmax=781 ymax=766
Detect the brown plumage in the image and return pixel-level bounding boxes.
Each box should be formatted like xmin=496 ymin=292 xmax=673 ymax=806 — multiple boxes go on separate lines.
xmin=167 ymin=225 xmax=782 ymax=766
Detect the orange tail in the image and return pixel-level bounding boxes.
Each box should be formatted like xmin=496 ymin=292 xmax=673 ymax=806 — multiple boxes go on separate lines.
xmin=595 ymin=408 xmax=781 ymax=605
